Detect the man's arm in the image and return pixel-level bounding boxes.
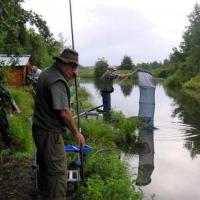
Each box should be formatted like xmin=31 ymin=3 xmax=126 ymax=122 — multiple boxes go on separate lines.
xmin=117 ymin=73 xmax=132 ymax=78
xmin=60 ymin=110 xmax=85 ymax=146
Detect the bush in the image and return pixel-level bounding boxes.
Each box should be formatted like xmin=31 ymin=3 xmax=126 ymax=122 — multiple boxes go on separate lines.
xmin=94 ymin=58 xmax=108 ymax=78
xmin=0 ymin=67 xmax=11 ymax=83
xmin=9 ymin=114 xmax=33 ymax=153
xmin=1 ymin=87 xmax=34 ymax=155
xmin=183 ymin=74 xmax=200 ymax=91
xmin=119 ymin=55 xmax=134 ymax=70
xmin=153 ymin=64 xmax=176 ymax=78
xmin=81 ymin=119 xmax=116 ymax=147
xmin=8 ymin=87 xmax=34 ymax=115
xmin=79 ymin=116 xmax=142 ymax=200
xmin=164 ymin=69 xmax=186 ymax=88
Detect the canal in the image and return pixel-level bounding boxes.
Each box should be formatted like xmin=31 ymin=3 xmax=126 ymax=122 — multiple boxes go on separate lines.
xmin=81 ymin=81 xmax=200 ymax=200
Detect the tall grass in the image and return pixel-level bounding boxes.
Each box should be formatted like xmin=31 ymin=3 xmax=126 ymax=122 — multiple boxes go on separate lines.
xmin=78 ymin=114 xmax=142 ymax=200
xmin=0 ymin=87 xmax=34 ymax=158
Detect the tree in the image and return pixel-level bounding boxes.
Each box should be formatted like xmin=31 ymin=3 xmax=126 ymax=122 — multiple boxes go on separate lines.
xmin=94 ymin=57 xmax=108 ymax=78
xmin=119 ymin=55 xmax=134 ymax=70
xmin=170 ymin=3 xmax=200 ymax=75
xmin=0 ymin=0 xmax=61 ymax=67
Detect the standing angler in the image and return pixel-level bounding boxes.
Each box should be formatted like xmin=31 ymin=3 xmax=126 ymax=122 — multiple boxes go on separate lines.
xmin=32 ymin=48 xmax=85 ymax=200
xmin=100 ymin=66 xmax=132 ymax=113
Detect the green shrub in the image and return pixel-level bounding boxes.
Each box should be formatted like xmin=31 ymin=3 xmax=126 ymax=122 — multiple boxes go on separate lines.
xmin=8 ymin=87 xmax=34 ymax=115
xmin=83 ymin=167 xmax=142 ymax=200
xmin=1 ymin=87 xmax=34 ymax=155
xmin=79 ymin=68 xmax=94 ymax=78
xmin=9 ymin=114 xmax=33 ymax=153
xmin=183 ymin=74 xmax=200 ymax=91
xmin=79 ymin=116 xmax=141 ymax=200
xmin=81 ymin=119 xmax=116 ymax=148
xmin=153 ymin=64 xmax=177 ymax=78
xmin=165 ymin=72 xmax=184 ymax=88
xmin=82 ymin=158 xmax=142 ymax=200
xmin=94 ymin=58 xmax=108 ymax=78
xmin=0 ymin=67 xmax=11 ymax=84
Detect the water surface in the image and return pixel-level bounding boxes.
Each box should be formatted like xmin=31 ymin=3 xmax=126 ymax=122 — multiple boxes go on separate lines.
xmin=81 ymin=81 xmax=200 ymax=200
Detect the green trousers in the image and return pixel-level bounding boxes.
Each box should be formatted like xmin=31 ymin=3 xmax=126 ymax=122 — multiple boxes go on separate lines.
xmin=32 ymin=124 xmax=67 ymax=200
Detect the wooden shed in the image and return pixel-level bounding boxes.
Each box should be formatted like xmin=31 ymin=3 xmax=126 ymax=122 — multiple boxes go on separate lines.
xmin=0 ymin=54 xmax=32 ymax=87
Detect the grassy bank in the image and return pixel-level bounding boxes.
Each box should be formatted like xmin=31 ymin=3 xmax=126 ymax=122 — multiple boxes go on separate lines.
xmin=0 ymin=85 xmax=142 ymax=199
xmin=79 ymin=67 xmax=95 ymax=78
xmin=67 ymin=113 xmax=141 ymax=200
xmin=0 ymin=86 xmax=34 ymax=160
xmin=182 ymin=74 xmax=200 ymax=101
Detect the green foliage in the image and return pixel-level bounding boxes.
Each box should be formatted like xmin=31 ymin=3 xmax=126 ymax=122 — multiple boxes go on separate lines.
xmin=182 ymin=74 xmax=200 ymax=101
xmin=81 ymin=140 xmax=141 ymax=199
xmin=153 ymin=64 xmax=177 ymax=78
xmin=79 ymin=67 xmax=95 ymax=78
xmin=119 ymin=81 xmax=134 ymax=96
xmin=83 ymin=174 xmax=141 ymax=200
xmin=81 ymin=119 xmax=116 ymax=147
xmin=164 ymin=3 xmax=200 ymax=88
xmin=1 ymin=87 xmax=34 ymax=155
xmin=27 ymin=29 xmax=53 ymax=68
xmin=135 ymin=61 xmax=162 ymax=72
xmin=70 ymin=85 xmax=92 ymax=112
xmin=0 ymin=0 xmax=61 ymax=68
xmin=165 ymin=71 xmax=184 ymax=88
xmin=183 ymin=74 xmax=200 ymax=90
xmin=9 ymin=114 xmax=33 ymax=153
xmin=8 ymin=87 xmax=34 ymax=115
xmin=111 ymin=112 xmax=140 ymax=153
xmin=119 ymin=55 xmax=134 ymax=70
xmin=0 ymin=67 xmax=10 ymax=83
xmin=94 ymin=58 xmax=108 ymax=78
xmin=0 ymin=149 xmax=12 ymax=162
xmin=79 ymin=112 xmax=141 ymax=199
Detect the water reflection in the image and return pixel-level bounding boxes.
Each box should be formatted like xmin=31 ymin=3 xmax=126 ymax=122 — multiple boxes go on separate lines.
xmin=81 ymin=79 xmax=200 ymax=200
xmin=94 ymin=77 xmax=135 ymax=97
xmin=94 ymin=78 xmax=101 ymax=91
xmin=136 ymin=127 xmax=154 ymax=186
xmin=119 ymin=82 xmax=133 ymax=96
xmin=166 ymin=88 xmax=200 ymax=158
xmin=136 ymin=70 xmax=155 ymax=186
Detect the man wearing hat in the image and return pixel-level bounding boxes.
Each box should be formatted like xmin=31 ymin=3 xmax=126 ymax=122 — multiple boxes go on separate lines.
xmin=100 ymin=66 xmax=131 ymax=114
xmin=32 ymin=48 xmax=85 ymax=200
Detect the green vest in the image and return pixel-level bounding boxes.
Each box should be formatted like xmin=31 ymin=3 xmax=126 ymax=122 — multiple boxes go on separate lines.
xmin=100 ymin=72 xmax=114 ymax=93
xmin=33 ymin=64 xmax=70 ymax=133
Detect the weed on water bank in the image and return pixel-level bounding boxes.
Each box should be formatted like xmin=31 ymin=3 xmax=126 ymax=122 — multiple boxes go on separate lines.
xmin=0 ymin=87 xmax=34 ymax=159
xmin=77 ymin=115 xmax=142 ymax=200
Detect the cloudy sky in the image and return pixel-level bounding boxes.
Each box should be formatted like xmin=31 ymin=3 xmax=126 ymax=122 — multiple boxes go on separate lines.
xmin=22 ymin=0 xmax=199 ymax=66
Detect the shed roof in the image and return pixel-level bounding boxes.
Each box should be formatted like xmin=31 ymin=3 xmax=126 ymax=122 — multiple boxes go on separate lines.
xmin=0 ymin=54 xmax=31 ymax=67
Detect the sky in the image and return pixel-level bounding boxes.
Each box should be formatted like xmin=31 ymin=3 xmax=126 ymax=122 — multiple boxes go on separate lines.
xmin=22 ymin=0 xmax=199 ymax=66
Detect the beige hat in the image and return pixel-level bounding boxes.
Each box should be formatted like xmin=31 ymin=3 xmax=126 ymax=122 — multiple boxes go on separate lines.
xmin=107 ymin=66 xmax=117 ymax=71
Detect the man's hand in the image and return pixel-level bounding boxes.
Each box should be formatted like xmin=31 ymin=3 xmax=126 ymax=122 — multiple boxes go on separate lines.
xmin=60 ymin=110 xmax=86 ymax=146
xmin=74 ymin=131 xmax=85 ymax=147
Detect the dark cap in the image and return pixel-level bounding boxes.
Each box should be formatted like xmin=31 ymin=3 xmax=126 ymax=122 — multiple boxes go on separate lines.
xmin=54 ymin=48 xmax=79 ymax=66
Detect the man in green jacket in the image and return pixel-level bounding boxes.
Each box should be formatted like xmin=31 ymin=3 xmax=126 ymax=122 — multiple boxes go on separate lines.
xmin=100 ymin=66 xmax=131 ymax=112
xmin=32 ymin=48 xmax=85 ymax=200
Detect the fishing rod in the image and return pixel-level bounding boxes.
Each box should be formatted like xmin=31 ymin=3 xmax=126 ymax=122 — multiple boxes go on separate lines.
xmin=69 ymin=0 xmax=80 ymax=130
xmin=69 ymin=0 xmax=85 ymax=183
xmin=73 ymin=104 xmax=103 ymax=118
xmin=118 ymin=68 xmax=138 ymax=84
